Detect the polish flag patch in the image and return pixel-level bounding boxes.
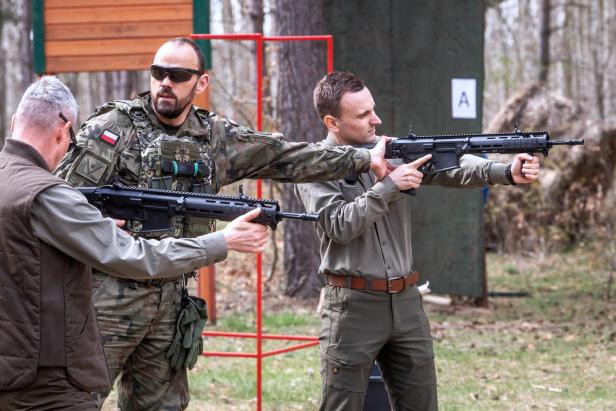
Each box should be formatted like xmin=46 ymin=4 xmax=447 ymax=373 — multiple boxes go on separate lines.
xmin=100 ymin=129 xmax=119 ymax=146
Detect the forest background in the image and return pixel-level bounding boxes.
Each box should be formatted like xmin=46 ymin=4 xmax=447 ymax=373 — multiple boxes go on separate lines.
xmin=0 ymin=1 xmax=614 ymax=409
xmin=2 ymin=0 xmax=616 ymax=293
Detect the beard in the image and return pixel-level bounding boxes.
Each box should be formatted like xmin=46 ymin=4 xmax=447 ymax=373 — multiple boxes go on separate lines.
xmin=153 ymin=84 xmax=196 ymax=119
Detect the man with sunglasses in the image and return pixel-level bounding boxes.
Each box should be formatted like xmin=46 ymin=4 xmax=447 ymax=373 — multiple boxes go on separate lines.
xmin=55 ymin=37 xmax=390 ymax=410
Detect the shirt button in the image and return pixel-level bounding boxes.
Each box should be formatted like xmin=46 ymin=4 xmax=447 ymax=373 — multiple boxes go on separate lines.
xmin=332 ymin=367 xmax=339 ymax=375
xmin=381 ymin=241 xmax=386 ymax=246
xmin=387 ymin=266 xmax=391 ymax=270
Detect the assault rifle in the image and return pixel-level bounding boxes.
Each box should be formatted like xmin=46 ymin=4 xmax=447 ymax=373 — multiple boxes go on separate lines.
xmin=357 ymin=130 xmax=584 ymax=194
xmin=77 ymin=184 xmax=318 ymax=233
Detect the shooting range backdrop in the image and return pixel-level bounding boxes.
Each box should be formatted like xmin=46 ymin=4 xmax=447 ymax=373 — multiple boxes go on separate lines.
xmin=324 ymin=0 xmax=487 ymax=298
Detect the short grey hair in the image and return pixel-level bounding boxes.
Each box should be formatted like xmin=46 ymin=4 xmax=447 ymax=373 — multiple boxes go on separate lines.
xmin=15 ymin=76 xmax=78 ymax=133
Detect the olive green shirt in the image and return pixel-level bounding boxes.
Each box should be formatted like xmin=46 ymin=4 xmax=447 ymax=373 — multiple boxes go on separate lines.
xmin=295 ymin=134 xmax=510 ymax=280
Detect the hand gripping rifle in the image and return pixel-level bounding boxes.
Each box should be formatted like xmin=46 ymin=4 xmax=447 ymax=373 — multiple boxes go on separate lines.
xmin=77 ymin=184 xmax=318 ymax=233
xmin=355 ymin=129 xmax=584 ymax=195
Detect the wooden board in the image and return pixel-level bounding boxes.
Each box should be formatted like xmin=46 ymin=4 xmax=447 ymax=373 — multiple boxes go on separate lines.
xmin=45 ymin=38 xmax=182 ymax=57
xmin=45 ymin=21 xmax=191 ymax=41
xmin=44 ymin=4 xmax=192 ymax=24
xmin=45 ymin=0 xmax=190 ymax=8
xmin=46 ymin=54 xmax=154 ymax=72
xmin=34 ymin=0 xmax=211 ymax=74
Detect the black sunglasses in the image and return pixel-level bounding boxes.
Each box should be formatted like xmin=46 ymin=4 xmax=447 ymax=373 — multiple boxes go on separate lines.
xmin=59 ymin=112 xmax=77 ymax=151
xmin=150 ymin=64 xmax=202 ymax=83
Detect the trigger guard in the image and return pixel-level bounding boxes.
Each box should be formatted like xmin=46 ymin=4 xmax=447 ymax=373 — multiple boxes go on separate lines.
xmin=419 ymin=163 xmax=434 ymax=174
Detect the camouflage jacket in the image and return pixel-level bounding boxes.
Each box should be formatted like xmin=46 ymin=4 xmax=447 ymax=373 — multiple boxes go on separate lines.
xmin=55 ymin=93 xmax=370 ymax=237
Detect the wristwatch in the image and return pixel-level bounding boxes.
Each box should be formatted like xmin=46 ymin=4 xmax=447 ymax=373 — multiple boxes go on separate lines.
xmin=505 ymin=164 xmax=517 ymax=185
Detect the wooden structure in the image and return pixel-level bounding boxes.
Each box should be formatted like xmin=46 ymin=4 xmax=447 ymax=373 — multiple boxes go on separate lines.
xmin=33 ymin=0 xmax=211 ymax=74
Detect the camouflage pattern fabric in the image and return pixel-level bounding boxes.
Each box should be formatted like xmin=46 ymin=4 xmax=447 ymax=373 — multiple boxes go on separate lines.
xmin=90 ymin=273 xmax=188 ymax=410
xmin=54 ymin=92 xmax=369 ymax=410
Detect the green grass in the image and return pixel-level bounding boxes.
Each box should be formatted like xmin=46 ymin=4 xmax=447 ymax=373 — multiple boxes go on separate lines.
xmin=105 ymin=245 xmax=616 ymax=410
xmin=432 ymin=248 xmax=615 ymax=411
xmin=188 ymin=311 xmax=322 ymax=410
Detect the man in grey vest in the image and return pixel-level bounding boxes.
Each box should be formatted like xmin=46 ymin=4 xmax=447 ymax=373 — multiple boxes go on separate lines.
xmin=296 ymin=71 xmax=541 ymax=410
xmin=0 ymin=77 xmax=270 ymax=410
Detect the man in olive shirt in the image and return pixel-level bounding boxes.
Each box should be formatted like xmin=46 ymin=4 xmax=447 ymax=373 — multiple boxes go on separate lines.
xmin=296 ymin=71 xmax=540 ymax=411
xmin=0 ymin=76 xmax=268 ymax=410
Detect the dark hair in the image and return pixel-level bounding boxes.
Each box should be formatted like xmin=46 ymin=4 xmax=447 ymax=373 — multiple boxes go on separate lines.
xmin=313 ymin=71 xmax=366 ymax=120
xmin=166 ymin=37 xmax=206 ymax=73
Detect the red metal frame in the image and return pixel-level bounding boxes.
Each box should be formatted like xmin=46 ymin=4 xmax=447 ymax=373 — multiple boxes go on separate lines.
xmin=191 ymin=33 xmax=333 ymax=411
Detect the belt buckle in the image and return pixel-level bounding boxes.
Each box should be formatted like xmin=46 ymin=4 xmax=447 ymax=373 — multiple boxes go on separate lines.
xmin=387 ymin=276 xmax=404 ymax=294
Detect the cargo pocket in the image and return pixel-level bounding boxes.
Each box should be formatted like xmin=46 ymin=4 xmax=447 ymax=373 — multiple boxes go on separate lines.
xmin=322 ymin=352 xmax=368 ymax=393
xmin=411 ymin=304 xmax=437 ymax=387
xmin=408 ymin=355 xmax=437 ymax=387
xmin=320 ymin=286 xmax=349 ymax=346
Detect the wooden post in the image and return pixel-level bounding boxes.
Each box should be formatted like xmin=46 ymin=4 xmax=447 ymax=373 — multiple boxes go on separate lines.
xmin=198 ymin=265 xmax=217 ymax=325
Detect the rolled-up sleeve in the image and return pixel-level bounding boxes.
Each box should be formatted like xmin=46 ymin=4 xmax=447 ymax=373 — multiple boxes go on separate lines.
xmin=30 ymin=184 xmax=228 ymax=279
xmin=423 ymin=154 xmax=509 ymax=187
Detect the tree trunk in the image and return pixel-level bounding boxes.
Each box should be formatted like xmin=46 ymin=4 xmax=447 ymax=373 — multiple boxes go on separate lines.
xmin=562 ymin=3 xmax=573 ymax=98
xmin=590 ymin=0 xmax=606 ymax=121
xmin=248 ymin=0 xmax=264 ymax=34
xmin=18 ymin=0 xmax=32 ymax=90
xmin=274 ymin=0 xmax=326 ymax=298
xmin=0 ymin=1 xmax=9 ymax=145
xmin=539 ymin=0 xmax=551 ymax=82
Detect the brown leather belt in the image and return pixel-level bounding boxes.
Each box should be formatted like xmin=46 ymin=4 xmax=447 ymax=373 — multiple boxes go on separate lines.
xmin=326 ymin=271 xmax=419 ymax=294
xmin=127 ymin=272 xmax=194 ymax=288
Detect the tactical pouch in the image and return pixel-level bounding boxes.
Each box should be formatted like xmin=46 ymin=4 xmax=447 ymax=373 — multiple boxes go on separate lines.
xmin=149 ymin=175 xmax=173 ymax=190
xmin=166 ymin=286 xmax=208 ymax=370
xmin=161 ymin=159 xmax=209 ymax=178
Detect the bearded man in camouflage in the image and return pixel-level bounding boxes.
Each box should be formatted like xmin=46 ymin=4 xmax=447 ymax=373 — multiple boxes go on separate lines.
xmin=55 ymin=37 xmax=390 ymax=410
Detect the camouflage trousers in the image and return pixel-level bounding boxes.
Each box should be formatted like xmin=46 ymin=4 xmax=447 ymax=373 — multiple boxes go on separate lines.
xmin=91 ymin=272 xmax=190 ymax=411
xmin=319 ymin=284 xmax=438 ymax=411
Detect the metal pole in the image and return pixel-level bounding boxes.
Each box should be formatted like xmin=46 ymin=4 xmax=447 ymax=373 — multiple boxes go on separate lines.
xmin=255 ymin=33 xmax=264 ymax=411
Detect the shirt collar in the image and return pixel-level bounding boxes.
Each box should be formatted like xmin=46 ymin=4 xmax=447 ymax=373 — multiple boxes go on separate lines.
xmin=1 ymin=138 xmax=51 ymax=171
xmin=324 ymin=133 xmax=341 ymax=147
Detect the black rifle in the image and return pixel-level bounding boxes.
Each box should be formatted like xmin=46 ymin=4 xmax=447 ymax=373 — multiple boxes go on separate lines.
xmin=77 ymin=184 xmax=318 ymax=233
xmin=352 ymin=130 xmax=583 ymax=194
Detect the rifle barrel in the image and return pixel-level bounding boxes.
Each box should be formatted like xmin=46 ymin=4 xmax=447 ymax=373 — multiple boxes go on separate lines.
xmin=277 ymin=211 xmax=319 ymax=221
xmin=550 ymin=139 xmax=584 ymax=145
